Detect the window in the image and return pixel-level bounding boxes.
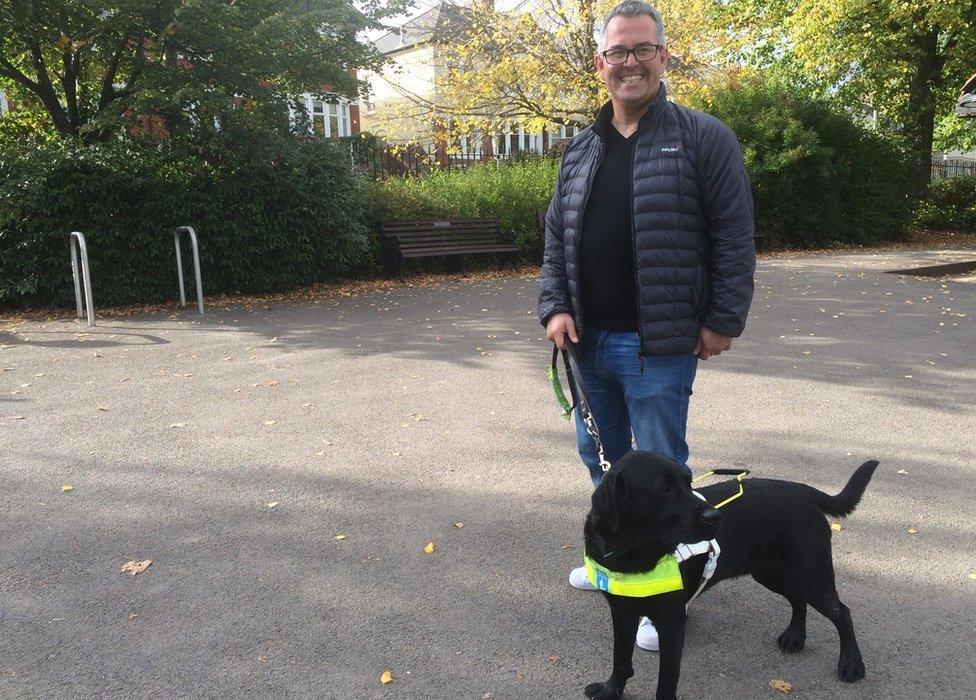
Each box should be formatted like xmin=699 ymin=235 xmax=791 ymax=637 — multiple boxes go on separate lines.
xmin=558 ymin=124 xmax=579 ymax=139
xmin=305 ymin=95 xmax=352 ymax=137
xmin=494 ymin=124 xmax=546 ymax=156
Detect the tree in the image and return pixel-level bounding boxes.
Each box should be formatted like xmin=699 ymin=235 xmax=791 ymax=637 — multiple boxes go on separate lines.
xmin=0 ymin=0 xmax=403 ymax=140
xmin=717 ymin=0 xmax=976 ymax=189
xmin=389 ymin=0 xmax=722 ymax=140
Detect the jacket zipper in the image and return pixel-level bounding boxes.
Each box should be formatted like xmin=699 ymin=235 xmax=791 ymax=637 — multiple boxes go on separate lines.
xmin=629 ymin=128 xmax=645 ymax=371
xmin=576 ymin=138 xmax=606 ymax=340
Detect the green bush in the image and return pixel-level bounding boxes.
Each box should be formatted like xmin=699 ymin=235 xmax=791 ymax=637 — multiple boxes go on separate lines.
xmin=914 ymin=176 xmax=976 ymax=231
xmin=698 ymin=76 xmax=916 ymax=248
xmin=369 ymin=157 xmax=558 ymax=262
xmin=0 ymin=126 xmax=372 ymax=309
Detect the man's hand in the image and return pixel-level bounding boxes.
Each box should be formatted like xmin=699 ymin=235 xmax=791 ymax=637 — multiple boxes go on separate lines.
xmin=694 ymin=327 xmax=733 ymax=360
xmin=546 ymin=312 xmax=578 ymax=349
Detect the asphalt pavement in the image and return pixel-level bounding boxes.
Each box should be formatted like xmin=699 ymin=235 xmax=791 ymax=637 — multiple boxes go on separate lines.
xmin=1 ymin=246 xmax=974 ymax=699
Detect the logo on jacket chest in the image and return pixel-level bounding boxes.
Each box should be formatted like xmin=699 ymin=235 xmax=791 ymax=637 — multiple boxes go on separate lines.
xmin=660 ymin=145 xmax=680 ymax=153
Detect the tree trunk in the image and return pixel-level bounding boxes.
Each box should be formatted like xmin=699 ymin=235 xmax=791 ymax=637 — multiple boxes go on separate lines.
xmin=904 ymin=28 xmax=940 ymax=192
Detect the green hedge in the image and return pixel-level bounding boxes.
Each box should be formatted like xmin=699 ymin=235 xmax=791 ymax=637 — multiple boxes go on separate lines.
xmin=369 ymin=157 xmax=558 ymax=262
xmin=0 ymin=128 xmax=372 ymax=309
xmin=698 ymin=76 xmax=916 ymax=248
xmin=914 ymin=176 xmax=976 ymax=231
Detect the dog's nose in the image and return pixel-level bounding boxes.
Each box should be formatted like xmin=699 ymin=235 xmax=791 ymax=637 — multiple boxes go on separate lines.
xmin=701 ymin=508 xmax=722 ymax=526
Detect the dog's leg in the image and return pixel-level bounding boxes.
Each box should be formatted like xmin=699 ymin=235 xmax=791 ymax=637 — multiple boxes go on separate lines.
xmin=584 ymin=603 xmax=639 ymax=700
xmin=808 ymin=593 xmax=865 ymax=682
xmin=777 ymin=598 xmax=808 ymax=653
xmin=752 ymin=570 xmax=807 ymax=652
xmin=649 ymin=603 xmax=686 ymax=700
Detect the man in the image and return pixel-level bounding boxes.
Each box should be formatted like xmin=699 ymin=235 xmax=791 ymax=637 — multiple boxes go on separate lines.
xmin=538 ymin=1 xmax=755 ymax=650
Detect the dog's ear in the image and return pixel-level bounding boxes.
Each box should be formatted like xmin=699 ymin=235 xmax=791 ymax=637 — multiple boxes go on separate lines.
xmin=591 ymin=469 xmax=628 ymax=534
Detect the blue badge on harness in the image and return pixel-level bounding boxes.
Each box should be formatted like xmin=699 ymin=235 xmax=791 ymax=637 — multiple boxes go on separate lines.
xmin=595 ymin=570 xmax=610 ymax=591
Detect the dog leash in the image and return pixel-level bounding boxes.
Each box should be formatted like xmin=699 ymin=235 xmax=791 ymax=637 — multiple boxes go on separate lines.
xmin=549 ymin=342 xmax=612 ymax=473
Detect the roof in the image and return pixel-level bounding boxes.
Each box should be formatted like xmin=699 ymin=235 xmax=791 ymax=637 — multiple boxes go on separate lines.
xmin=373 ymin=3 xmax=472 ymax=55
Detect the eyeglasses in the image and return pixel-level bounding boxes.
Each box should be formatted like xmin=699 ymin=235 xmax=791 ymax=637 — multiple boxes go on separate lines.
xmin=601 ymin=44 xmax=664 ymax=65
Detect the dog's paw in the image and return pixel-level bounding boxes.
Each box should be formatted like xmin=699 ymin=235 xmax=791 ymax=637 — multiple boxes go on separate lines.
xmin=776 ymin=626 xmax=806 ymax=653
xmin=584 ymin=681 xmax=622 ymax=700
xmin=837 ymin=652 xmax=865 ymax=682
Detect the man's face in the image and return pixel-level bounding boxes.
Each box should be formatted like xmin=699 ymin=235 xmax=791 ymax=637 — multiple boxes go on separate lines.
xmin=594 ymin=15 xmax=669 ymax=111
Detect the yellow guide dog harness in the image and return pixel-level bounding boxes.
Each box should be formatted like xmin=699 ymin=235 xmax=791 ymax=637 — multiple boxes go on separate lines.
xmin=580 ymin=472 xmax=748 ymax=598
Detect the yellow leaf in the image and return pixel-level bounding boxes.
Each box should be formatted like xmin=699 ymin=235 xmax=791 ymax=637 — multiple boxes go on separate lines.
xmin=60 ymin=484 xmax=74 ymax=493
xmin=120 ymin=559 xmax=152 ymax=575
xmin=170 ymin=422 xmax=186 ymax=428
xmin=266 ymin=501 xmax=279 ymax=508
xmin=264 ymin=420 xmax=277 ymax=426
xmin=423 ymin=541 xmax=435 ymax=554
xmin=454 ymin=522 xmax=464 ymax=528
xmin=96 ymin=405 xmax=108 ymax=411
xmin=380 ymin=670 xmax=393 ymax=684
xmin=969 ymin=572 xmax=976 ymax=581
xmin=770 ymin=679 xmax=792 ymax=693
xmin=830 ymin=522 xmax=842 ymax=531
xmin=907 ymin=527 xmax=917 ymax=534
xmin=335 ymin=534 xmax=346 ymax=541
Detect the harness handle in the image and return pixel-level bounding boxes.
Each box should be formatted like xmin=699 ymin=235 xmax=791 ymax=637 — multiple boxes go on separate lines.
xmin=692 ymin=469 xmax=750 ymax=509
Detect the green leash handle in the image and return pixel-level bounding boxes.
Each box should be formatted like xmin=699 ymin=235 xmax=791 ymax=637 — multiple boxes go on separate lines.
xmin=548 ymin=362 xmax=573 ymax=419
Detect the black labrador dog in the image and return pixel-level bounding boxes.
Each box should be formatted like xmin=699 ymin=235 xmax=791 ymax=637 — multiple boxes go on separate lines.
xmin=583 ymin=451 xmax=878 ymax=700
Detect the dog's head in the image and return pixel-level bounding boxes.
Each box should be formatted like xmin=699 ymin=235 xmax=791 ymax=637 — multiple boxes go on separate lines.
xmin=587 ymin=451 xmax=721 ymax=558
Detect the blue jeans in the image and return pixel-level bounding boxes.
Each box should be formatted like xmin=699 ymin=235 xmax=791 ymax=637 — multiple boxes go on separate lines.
xmin=573 ymin=327 xmax=698 ymax=486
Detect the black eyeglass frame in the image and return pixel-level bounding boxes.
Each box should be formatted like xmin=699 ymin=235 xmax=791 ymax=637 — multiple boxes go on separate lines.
xmin=600 ymin=44 xmax=665 ymax=65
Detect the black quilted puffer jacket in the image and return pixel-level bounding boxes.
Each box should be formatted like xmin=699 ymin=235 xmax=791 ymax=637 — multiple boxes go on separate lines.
xmin=538 ymin=85 xmax=756 ymax=356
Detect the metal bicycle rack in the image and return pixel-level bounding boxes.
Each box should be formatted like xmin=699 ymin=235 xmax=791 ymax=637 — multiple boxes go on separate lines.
xmin=174 ymin=225 xmax=205 ymax=315
xmin=69 ymin=231 xmax=96 ymax=327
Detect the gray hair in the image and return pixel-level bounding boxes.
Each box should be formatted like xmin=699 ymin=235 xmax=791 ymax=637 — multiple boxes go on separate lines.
xmin=599 ymin=1 xmax=666 ymax=49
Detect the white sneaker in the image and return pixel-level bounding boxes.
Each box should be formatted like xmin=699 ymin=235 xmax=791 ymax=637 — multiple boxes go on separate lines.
xmin=636 ymin=617 xmax=659 ymax=651
xmin=569 ymin=565 xmax=597 ymax=591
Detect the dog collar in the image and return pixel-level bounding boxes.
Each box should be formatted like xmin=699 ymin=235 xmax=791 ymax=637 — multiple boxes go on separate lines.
xmin=583 ymin=551 xmax=684 ymax=597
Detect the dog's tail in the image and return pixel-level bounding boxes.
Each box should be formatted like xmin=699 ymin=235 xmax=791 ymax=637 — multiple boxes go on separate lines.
xmin=809 ymin=460 xmax=880 ymax=517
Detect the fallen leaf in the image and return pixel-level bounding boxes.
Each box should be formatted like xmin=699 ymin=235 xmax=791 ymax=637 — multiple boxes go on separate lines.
xmin=969 ymin=572 xmax=976 ymax=581
xmin=170 ymin=422 xmax=186 ymax=428
xmin=121 ymin=559 xmax=152 ymax=575
xmin=263 ymin=420 xmax=277 ymax=426
xmin=907 ymin=528 xmax=917 ymax=534
xmin=128 ymin=613 xmax=139 ymax=620
xmin=61 ymin=484 xmax=74 ymax=493
xmin=96 ymin=405 xmax=108 ymax=411
xmin=561 ymin=544 xmax=575 ymax=550
xmin=897 ymin=469 xmax=908 ymax=475
xmin=830 ymin=522 xmax=842 ymax=531
xmin=423 ymin=541 xmax=435 ymax=554
xmin=769 ymin=679 xmax=792 ymax=693
xmin=335 ymin=534 xmax=346 ymax=541
xmin=548 ymin=655 xmax=560 ymax=664
xmin=380 ymin=670 xmax=393 ymax=684
xmin=258 ymin=655 xmax=268 ymax=662
xmin=266 ymin=501 xmax=279 ymax=508
xmin=454 ymin=522 xmax=464 ymax=528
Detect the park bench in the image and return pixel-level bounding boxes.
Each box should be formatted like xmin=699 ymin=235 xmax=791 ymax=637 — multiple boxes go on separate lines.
xmin=378 ymin=218 xmax=519 ymax=279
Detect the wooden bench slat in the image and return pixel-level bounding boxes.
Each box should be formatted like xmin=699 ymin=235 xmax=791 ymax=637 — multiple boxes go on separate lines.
xmin=378 ymin=217 xmax=519 ymax=278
